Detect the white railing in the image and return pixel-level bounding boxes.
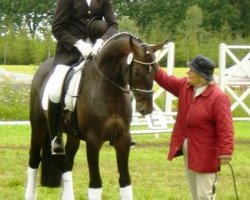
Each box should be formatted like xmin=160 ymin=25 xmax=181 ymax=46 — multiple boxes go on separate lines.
xmin=219 ymin=43 xmax=250 ymax=119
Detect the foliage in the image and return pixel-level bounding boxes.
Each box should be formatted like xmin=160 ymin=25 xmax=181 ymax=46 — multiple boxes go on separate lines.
xmin=118 ymin=16 xmax=141 ymax=37
xmin=0 ymin=0 xmax=250 ymax=65
xmin=0 ymin=28 xmax=55 ymax=65
xmin=0 ymin=0 xmax=55 ymax=37
xmin=113 ymin=0 xmax=250 ymax=37
xmin=175 ymin=5 xmax=205 ymax=63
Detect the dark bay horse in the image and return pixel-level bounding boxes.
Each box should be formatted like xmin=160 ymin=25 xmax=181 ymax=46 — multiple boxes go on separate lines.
xmin=25 ymin=32 xmax=165 ymax=200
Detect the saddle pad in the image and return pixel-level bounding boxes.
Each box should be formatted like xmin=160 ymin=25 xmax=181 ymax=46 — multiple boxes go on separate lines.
xmin=64 ymin=63 xmax=84 ymax=111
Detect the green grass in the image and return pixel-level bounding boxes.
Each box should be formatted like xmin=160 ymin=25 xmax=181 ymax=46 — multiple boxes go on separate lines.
xmin=0 ymin=122 xmax=249 ymax=199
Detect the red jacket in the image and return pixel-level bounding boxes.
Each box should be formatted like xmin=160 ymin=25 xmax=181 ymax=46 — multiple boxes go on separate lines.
xmin=155 ymin=69 xmax=234 ymax=172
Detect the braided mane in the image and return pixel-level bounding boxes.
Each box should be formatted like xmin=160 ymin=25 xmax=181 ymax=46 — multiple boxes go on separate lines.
xmin=99 ymin=32 xmax=141 ymax=52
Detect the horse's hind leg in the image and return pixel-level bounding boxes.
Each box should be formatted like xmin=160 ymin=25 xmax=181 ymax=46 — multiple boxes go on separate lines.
xmin=114 ymin=132 xmax=133 ymax=200
xmin=61 ymin=135 xmax=80 ymax=200
xmin=25 ymin=119 xmax=48 ymax=200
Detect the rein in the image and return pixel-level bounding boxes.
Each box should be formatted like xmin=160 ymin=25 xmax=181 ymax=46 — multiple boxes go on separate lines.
xmin=92 ymin=56 xmax=130 ymax=93
xmin=92 ymin=55 xmax=156 ymax=95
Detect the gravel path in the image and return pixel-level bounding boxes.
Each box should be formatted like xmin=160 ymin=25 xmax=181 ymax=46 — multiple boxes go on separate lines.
xmin=0 ymin=67 xmax=33 ymax=84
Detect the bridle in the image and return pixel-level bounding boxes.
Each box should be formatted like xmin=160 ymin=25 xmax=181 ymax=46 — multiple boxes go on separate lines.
xmin=129 ymin=58 xmax=156 ymax=96
xmin=92 ymin=55 xmax=156 ymax=95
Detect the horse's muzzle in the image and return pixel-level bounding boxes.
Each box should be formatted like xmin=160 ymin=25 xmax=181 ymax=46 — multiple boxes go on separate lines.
xmin=136 ymin=100 xmax=153 ymax=116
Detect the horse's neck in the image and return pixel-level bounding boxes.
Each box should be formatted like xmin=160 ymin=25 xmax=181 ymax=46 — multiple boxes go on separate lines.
xmin=101 ymin=38 xmax=131 ymax=59
xmin=97 ymin=37 xmax=131 ymax=74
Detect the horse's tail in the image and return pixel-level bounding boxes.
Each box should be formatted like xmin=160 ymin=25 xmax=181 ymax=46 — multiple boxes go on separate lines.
xmin=40 ymin=131 xmax=62 ymax=187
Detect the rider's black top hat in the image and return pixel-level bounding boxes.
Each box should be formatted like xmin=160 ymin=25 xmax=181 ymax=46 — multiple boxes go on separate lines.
xmin=87 ymin=17 xmax=108 ymax=43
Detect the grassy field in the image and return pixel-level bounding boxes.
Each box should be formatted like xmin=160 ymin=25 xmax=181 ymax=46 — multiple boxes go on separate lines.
xmin=0 ymin=122 xmax=249 ymax=200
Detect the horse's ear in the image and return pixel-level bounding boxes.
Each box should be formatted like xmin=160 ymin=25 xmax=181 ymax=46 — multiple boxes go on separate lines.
xmin=149 ymin=39 xmax=169 ymax=53
xmin=129 ymin=36 xmax=140 ymax=56
xmin=129 ymin=36 xmax=134 ymax=50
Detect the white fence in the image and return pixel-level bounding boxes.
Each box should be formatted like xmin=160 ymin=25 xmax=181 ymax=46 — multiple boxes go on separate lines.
xmin=219 ymin=43 xmax=250 ymax=120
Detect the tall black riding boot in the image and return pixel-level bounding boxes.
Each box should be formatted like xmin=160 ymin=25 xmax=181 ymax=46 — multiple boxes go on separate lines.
xmin=48 ymin=100 xmax=65 ymax=155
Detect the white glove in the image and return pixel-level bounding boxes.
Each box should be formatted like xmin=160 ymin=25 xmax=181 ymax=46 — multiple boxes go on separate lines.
xmin=74 ymin=39 xmax=93 ymax=58
xmin=92 ymin=39 xmax=104 ymax=55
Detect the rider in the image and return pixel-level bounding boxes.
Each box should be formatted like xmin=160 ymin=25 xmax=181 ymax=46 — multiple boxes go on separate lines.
xmin=48 ymin=0 xmax=118 ymax=155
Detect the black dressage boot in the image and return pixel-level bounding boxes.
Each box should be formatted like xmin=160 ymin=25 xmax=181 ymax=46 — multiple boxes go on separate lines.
xmin=48 ymin=100 xmax=65 ymax=155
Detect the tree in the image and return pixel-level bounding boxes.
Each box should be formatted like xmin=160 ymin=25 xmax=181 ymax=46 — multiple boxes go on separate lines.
xmin=232 ymin=0 xmax=250 ymax=37
xmin=118 ymin=16 xmax=141 ymax=36
xmin=0 ymin=0 xmax=55 ymax=37
xmin=175 ymin=5 xmax=205 ymax=62
xmin=196 ymin=0 xmax=242 ymax=35
xmin=1 ymin=0 xmax=249 ymax=65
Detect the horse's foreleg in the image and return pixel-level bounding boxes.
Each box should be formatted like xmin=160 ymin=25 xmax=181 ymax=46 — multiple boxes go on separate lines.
xmin=61 ymin=136 xmax=80 ymax=200
xmin=86 ymin=134 xmax=103 ymax=200
xmin=115 ymin=133 xmax=133 ymax=200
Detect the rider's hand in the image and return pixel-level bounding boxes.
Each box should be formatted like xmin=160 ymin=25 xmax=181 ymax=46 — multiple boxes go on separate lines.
xmin=74 ymin=39 xmax=93 ymax=59
xmin=92 ymin=39 xmax=104 ymax=55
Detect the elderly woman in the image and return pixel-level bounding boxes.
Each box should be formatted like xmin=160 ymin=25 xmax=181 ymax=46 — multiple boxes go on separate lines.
xmin=155 ymin=55 xmax=234 ymax=200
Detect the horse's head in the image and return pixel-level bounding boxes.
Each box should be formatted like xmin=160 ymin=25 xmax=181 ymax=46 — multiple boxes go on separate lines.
xmin=128 ymin=36 xmax=165 ymax=116
xmin=95 ymin=32 xmax=166 ymax=116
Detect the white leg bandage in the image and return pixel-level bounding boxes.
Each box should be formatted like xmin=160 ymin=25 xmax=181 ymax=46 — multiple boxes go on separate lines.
xmin=24 ymin=167 xmax=38 ymax=200
xmin=120 ymin=185 xmax=133 ymax=200
xmin=61 ymin=171 xmax=75 ymax=200
xmin=88 ymin=188 xmax=102 ymax=200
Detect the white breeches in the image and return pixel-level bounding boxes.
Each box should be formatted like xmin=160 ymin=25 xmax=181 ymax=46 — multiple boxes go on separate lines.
xmin=48 ymin=65 xmax=71 ymax=103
